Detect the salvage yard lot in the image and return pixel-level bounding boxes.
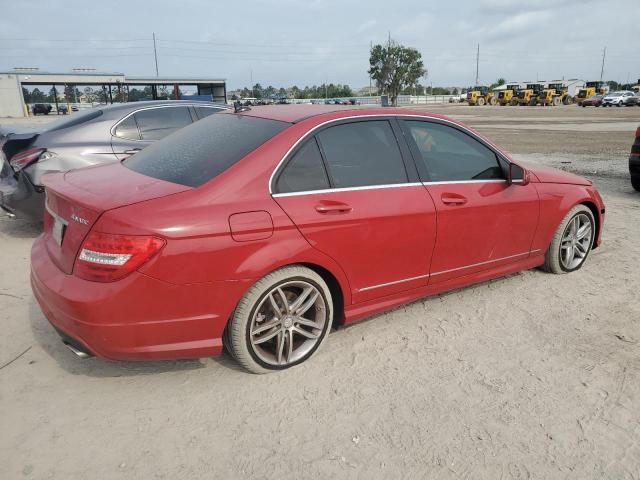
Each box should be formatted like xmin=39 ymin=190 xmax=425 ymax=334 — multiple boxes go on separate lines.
xmin=1 ymin=105 xmax=639 ymax=479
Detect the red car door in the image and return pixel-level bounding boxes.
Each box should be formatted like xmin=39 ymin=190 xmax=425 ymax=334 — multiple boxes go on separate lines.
xmin=272 ymin=120 xmax=437 ymax=304
xmin=400 ymin=119 xmax=539 ymax=283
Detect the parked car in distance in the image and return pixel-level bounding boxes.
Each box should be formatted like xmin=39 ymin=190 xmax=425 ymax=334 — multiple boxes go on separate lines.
xmin=629 ymin=93 xmax=640 ymax=106
xmin=580 ymin=94 xmax=604 ymax=107
xmin=0 ymin=100 xmax=229 ymax=220
xmin=31 ymin=105 xmax=605 ymax=373
xmin=630 ymin=126 xmax=640 ymax=191
xmin=32 ymin=104 xmax=52 ymax=115
xmin=602 ymin=91 xmax=636 ymax=107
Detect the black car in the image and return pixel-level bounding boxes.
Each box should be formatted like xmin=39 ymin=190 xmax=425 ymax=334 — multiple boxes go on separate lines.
xmin=630 ymin=126 xmax=640 ymax=191
xmin=31 ymin=104 xmax=52 ymax=115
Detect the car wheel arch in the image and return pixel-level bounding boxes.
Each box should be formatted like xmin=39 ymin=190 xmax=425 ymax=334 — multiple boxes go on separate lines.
xmin=579 ymin=200 xmax=601 ymax=249
xmin=221 ymin=260 xmax=348 ymax=347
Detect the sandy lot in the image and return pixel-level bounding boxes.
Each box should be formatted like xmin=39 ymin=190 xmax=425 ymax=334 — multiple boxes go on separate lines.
xmin=1 ymin=105 xmax=639 ymax=479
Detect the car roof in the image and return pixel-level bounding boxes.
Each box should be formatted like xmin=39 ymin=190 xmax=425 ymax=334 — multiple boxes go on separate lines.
xmin=235 ymin=105 xmax=446 ymax=124
xmin=97 ymin=100 xmax=228 ymax=113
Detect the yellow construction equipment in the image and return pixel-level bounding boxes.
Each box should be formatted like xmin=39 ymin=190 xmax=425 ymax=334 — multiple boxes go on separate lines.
xmin=466 ymin=86 xmax=497 ymax=106
xmin=497 ymin=84 xmax=521 ymax=106
xmin=575 ymin=81 xmax=609 ymax=105
xmin=516 ymin=83 xmax=545 ymax=106
xmin=537 ymin=82 xmax=574 ymax=106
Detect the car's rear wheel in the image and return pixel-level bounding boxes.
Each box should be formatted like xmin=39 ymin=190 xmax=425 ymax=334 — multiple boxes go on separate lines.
xmin=227 ymin=265 xmax=333 ymax=373
xmin=631 ymin=174 xmax=640 ymax=192
xmin=544 ymin=205 xmax=595 ymax=274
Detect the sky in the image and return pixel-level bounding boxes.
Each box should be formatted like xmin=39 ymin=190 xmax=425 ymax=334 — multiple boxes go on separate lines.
xmin=0 ymin=0 xmax=638 ymax=90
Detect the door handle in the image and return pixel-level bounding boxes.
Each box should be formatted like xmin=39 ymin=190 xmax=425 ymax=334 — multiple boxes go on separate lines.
xmin=441 ymin=193 xmax=468 ymax=206
xmin=123 ymin=148 xmax=142 ymax=155
xmin=315 ymin=201 xmax=352 ymax=214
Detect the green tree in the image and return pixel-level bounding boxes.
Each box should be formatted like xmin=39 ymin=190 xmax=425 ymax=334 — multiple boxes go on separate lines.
xmin=64 ymin=84 xmax=81 ymax=103
xmin=252 ymin=83 xmax=263 ymax=99
xmin=369 ymin=41 xmax=425 ymax=106
xmin=22 ymin=87 xmax=32 ymax=103
xmin=488 ymin=78 xmax=506 ymax=90
xmin=29 ymin=88 xmax=47 ymax=102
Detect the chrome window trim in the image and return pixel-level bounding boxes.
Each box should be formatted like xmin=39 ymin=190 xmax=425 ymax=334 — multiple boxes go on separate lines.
xmin=357 ymin=249 xmax=543 ymax=292
xmin=272 ymin=182 xmax=423 ymax=198
xmin=269 ymin=113 xmax=511 ymax=195
xmin=272 ymin=179 xmax=507 ymax=198
xmin=110 ymin=104 xmax=226 ymax=140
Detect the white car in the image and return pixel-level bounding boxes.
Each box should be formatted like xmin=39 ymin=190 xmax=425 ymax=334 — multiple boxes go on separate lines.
xmin=602 ymin=91 xmax=636 ymax=107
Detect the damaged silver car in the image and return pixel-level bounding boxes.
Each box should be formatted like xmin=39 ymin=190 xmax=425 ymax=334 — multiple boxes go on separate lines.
xmin=0 ymin=100 xmax=229 ymax=220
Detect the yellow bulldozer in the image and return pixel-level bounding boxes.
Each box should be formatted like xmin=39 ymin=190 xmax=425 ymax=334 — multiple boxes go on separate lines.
xmin=497 ymin=84 xmax=521 ymax=106
xmin=575 ymin=81 xmax=609 ymax=105
xmin=537 ymin=82 xmax=574 ymax=106
xmin=516 ymin=83 xmax=545 ymax=106
xmin=466 ymin=86 xmax=497 ymax=106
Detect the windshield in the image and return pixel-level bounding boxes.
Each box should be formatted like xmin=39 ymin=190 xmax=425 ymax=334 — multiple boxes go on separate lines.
xmin=125 ymin=113 xmax=289 ymax=187
xmin=44 ymin=109 xmax=103 ymax=132
xmin=609 ymin=91 xmax=625 ymax=96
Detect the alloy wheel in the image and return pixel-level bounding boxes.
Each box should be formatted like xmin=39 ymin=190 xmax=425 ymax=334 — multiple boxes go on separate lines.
xmin=249 ymin=280 xmax=327 ymax=367
xmin=559 ymin=213 xmax=593 ymax=270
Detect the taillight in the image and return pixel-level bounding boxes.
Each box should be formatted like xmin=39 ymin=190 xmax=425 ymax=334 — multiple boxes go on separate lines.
xmin=636 ymin=127 xmax=640 ymax=138
xmin=74 ymin=231 xmax=165 ymax=282
xmin=9 ymin=147 xmax=46 ymax=171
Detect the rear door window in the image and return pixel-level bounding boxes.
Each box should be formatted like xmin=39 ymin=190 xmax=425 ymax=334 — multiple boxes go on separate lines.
xmin=403 ymin=121 xmax=504 ymax=181
xmin=276 ymin=139 xmax=330 ymax=193
xmin=134 ymin=107 xmax=194 ymax=141
xmin=113 ymin=115 xmax=140 ymax=140
xmin=316 ymin=121 xmax=407 ymax=188
xmin=125 ymin=114 xmax=288 ymax=187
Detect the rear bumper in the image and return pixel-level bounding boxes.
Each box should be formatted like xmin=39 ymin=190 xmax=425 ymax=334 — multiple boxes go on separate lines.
xmin=0 ymin=166 xmax=45 ymax=220
xmin=31 ymin=235 xmax=253 ymax=361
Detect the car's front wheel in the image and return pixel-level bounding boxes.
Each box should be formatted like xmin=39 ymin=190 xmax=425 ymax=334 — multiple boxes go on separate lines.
xmin=226 ymin=265 xmax=334 ymax=373
xmin=631 ymin=174 xmax=640 ymax=192
xmin=544 ymin=205 xmax=595 ymax=274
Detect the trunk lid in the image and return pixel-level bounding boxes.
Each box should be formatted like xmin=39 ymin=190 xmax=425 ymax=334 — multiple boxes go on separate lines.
xmin=41 ymin=162 xmax=191 ymax=274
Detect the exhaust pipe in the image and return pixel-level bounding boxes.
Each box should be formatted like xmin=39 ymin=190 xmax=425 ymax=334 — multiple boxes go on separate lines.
xmin=64 ymin=342 xmax=93 ymax=359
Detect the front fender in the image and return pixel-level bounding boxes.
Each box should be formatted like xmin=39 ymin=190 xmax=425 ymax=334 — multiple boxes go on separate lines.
xmin=531 ymin=183 xmax=604 ymax=253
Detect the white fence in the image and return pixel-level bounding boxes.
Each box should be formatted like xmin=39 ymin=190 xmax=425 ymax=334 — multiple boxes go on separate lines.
xmin=286 ymin=95 xmax=463 ymax=106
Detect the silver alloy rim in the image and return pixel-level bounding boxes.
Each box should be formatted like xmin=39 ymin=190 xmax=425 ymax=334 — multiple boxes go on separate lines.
xmin=250 ymin=280 xmax=327 ymax=367
xmin=560 ymin=213 xmax=593 ymax=270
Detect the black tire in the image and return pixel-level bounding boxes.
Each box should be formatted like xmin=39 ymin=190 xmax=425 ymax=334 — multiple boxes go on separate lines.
xmin=528 ymin=98 xmax=537 ymax=106
xmin=631 ymin=174 xmax=640 ymax=192
xmin=543 ymin=205 xmax=595 ymax=274
xmin=227 ymin=265 xmax=334 ymax=374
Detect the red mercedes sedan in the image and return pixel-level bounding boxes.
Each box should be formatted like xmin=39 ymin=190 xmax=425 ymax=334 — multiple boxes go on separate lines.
xmin=31 ymin=106 xmax=605 ymax=373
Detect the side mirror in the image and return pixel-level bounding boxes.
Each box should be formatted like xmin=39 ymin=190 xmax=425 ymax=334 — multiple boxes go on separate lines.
xmin=508 ymin=163 xmax=530 ymax=186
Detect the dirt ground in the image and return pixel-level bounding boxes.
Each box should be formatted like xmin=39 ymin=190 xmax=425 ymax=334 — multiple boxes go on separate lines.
xmin=1 ymin=105 xmax=639 ymax=479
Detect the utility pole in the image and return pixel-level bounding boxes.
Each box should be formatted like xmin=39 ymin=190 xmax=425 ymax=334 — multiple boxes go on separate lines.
xmin=475 ymin=43 xmax=479 ymax=86
xmin=599 ymin=47 xmax=606 ymax=83
xmin=369 ymin=40 xmax=373 ymax=96
xmin=153 ymin=33 xmax=159 ymax=77
xmin=250 ymin=69 xmax=253 ymax=97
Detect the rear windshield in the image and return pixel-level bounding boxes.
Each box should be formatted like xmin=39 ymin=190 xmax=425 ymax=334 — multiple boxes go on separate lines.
xmin=44 ymin=109 xmax=103 ymax=132
xmin=124 ymin=113 xmax=288 ymax=187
